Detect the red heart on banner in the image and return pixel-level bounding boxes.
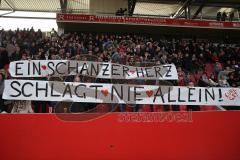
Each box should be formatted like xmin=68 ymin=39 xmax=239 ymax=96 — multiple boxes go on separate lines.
xmin=129 ymin=70 xmax=135 ymax=74
xmin=101 ymin=89 xmax=109 ymax=97
xmin=41 ymin=65 xmax=47 ymax=70
xmin=146 ymin=90 xmax=154 ymax=97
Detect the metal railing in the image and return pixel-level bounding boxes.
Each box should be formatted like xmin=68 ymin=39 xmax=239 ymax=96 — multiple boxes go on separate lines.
xmin=57 ymin=9 xmax=240 ymax=22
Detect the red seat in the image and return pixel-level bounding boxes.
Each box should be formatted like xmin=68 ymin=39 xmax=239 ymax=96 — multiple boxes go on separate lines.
xmin=125 ymin=104 xmax=133 ymax=112
xmin=153 ymin=105 xmax=164 ymax=112
xmin=96 ymin=104 xmax=109 ymax=113
xmin=179 ymin=105 xmax=187 ymax=111
xmin=201 ymin=105 xmax=217 ymax=111
xmin=205 ymin=63 xmax=214 ymax=78
xmin=139 ymin=104 xmax=151 ymax=112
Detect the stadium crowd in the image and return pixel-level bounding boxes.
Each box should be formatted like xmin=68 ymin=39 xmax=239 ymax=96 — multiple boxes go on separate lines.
xmin=0 ymin=28 xmax=239 ymax=113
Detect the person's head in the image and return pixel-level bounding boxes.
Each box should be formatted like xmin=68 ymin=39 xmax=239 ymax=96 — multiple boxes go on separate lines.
xmin=177 ymin=66 xmax=182 ymax=72
xmin=225 ymin=66 xmax=231 ymax=71
xmin=98 ymin=57 xmax=103 ymax=62
xmin=229 ymin=73 xmax=234 ymax=79
xmin=219 ymin=74 xmax=226 ymax=80
xmin=74 ymin=75 xmax=81 ymax=82
xmin=59 ymin=48 xmax=65 ymax=55
xmin=66 ymin=52 xmax=71 ymax=58
xmin=226 ymin=60 xmax=231 ymax=65
xmin=39 ymin=48 xmax=44 ymax=53
xmin=129 ymin=56 xmax=134 ymax=63
xmin=21 ymin=53 xmax=27 ymax=60
xmin=210 ymin=74 xmax=215 ymax=79
xmin=202 ymin=72 xmax=208 ymax=79
xmin=51 ymin=54 xmax=56 ymax=60
xmin=188 ymin=82 xmax=194 ymax=87
xmin=88 ymin=50 xmax=93 ymax=55
xmin=103 ymin=50 xmax=107 ymax=56
xmin=15 ymin=45 xmax=21 ymax=53
xmin=192 ymin=54 xmax=196 ymax=59
xmin=231 ymin=83 xmax=237 ymax=87
xmin=173 ymin=53 xmax=178 ymax=58
xmin=75 ymin=54 xmax=80 ymax=60
xmin=156 ymin=60 xmax=160 ymax=65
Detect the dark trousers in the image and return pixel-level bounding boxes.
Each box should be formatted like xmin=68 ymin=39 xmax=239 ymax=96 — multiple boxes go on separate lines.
xmin=187 ymin=105 xmax=200 ymax=111
xmin=163 ymin=105 xmax=180 ymax=111
xmin=172 ymin=105 xmax=180 ymax=111
xmin=0 ymin=95 xmax=7 ymax=112
xmin=33 ymin=101 xmax=47 ymax=113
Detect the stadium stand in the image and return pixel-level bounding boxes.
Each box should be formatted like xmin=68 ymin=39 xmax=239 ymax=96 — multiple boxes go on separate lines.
xmin=1 ymin=1 xmax=240 ymax=160
xmin=0 ymin=29 xmax=239 ymax=113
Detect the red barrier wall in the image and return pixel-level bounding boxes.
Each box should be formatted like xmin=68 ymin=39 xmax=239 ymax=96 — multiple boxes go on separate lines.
xmin=0 ymin=112 xmax=240 ymax=160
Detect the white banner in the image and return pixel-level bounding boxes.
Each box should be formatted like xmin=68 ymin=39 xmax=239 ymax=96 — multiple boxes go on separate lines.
xmin=3 ymin=79 xmax=240 ymax=106
xmin=9 ymin=60 xmax=178 ymax=80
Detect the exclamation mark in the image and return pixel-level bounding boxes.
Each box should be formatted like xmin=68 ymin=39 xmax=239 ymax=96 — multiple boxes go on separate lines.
xmin=219 ymin=89 xmax=223 ymax=102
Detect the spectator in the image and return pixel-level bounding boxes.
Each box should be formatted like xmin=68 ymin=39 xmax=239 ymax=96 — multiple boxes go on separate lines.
xmin=11 ymin=101 xmax=34 ymax=113
xmin=198 ymin=72 xmax=211 ymax=87
xmin=213 ymin=62 xmax=223 ymax=76
xmin=216 ymin=12 xmax=221 ymax=21
xmin=0 ymin=47 xmax=9 ymax=69
xmin=229 ymin=12 xmax=234 ymax=22
xmin=218 ymin=74 xmax=230 ymax=87
xmin=221 ymin=12 xmax=227 ymax=21
xmin=0 ymin=73 xmax=6 ymax=113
